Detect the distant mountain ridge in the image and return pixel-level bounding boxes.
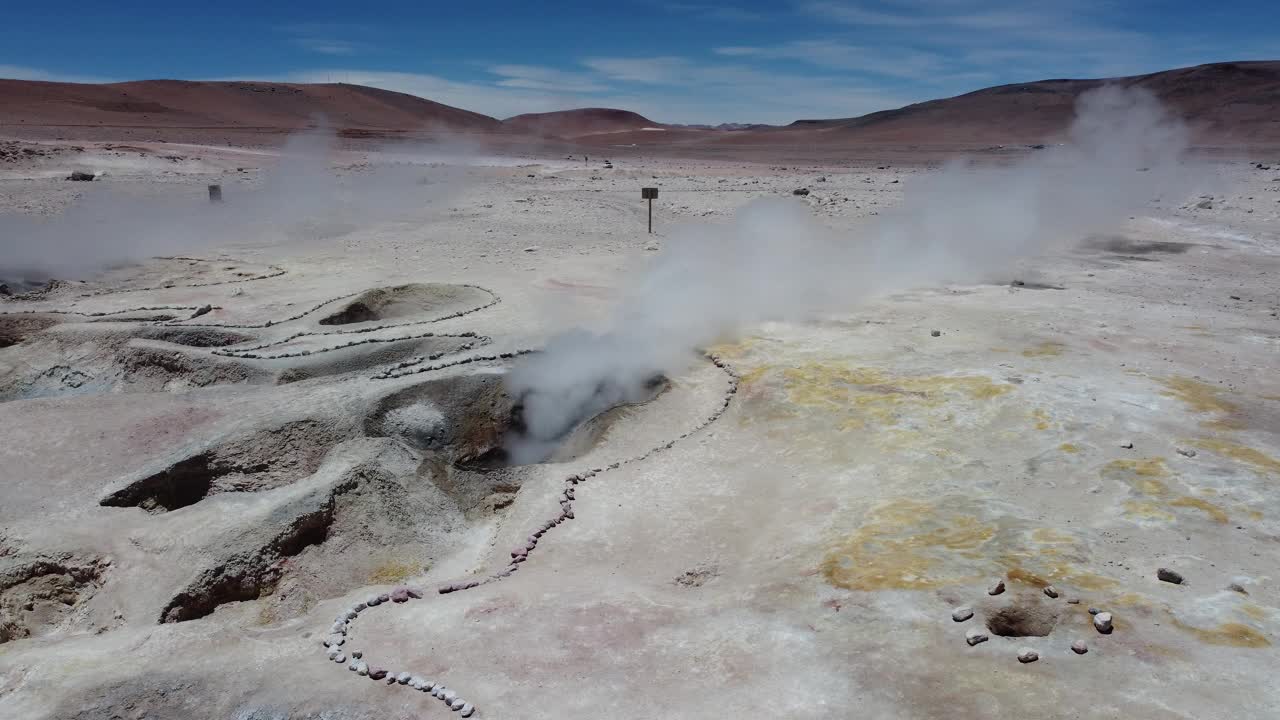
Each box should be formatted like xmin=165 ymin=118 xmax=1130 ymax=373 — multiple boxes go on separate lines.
xmin=1 ymin=61 xmax=1277 ymax=145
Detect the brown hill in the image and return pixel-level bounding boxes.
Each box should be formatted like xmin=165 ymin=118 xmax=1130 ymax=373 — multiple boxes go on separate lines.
xmin=723 ymin=61 xmax=1280 ymax=147
xmin=0 ymin=79 xmax=501 ymax=133
xmin=502 ymin=108 xmax=659 ymax=138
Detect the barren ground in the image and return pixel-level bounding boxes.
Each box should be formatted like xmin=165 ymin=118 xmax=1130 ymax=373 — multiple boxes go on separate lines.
xmin=1 ymin=139 xmax=1279 ymax=719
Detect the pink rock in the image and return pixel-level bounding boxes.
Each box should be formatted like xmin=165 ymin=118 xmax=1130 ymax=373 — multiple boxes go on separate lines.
xmin=405 ymin=587 xmax=423 ymax=599
xmin=439 ymin=584 xmax=456 ymax=594
xmin=390 ymin=589 xmax=409 ymax=603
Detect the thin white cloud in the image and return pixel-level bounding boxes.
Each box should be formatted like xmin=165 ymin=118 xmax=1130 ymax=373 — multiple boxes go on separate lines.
xmin=0 ymin=65 xmax=113 ymax=83
xmin=581 ymin=57 xmax=690 ymax=84
xmin=281 ymin=23 xmax=369 ymax=56
xmin=295 ymin=38 xmax=360 ymax=56
xmin=714 ymin=40 xmax=948 ymax=80
xmin=488 ymin=64 xmax=609 ymax=93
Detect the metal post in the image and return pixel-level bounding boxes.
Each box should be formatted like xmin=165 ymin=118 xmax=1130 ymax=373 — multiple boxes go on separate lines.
xmin=208 ymin=184 xmax=223 ymax=203
xmin=641 ymin=187 xmax=658 ymax=234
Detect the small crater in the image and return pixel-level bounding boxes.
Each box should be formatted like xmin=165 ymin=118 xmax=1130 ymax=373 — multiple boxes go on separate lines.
xmin=1 ymin=558 xmax=105 ymax=643
xmin=159 ymin=506 xmax=335 ymax=623
xmin=100 ymin=420 xmax=348 ymax=512
xmin=1083 ymin=235 xmax=1194 ymax=255
xmin=318 ymin=283 xmax=490 ymax=326
xmin=985 ymin=597 xmax=1061 ymax=637
xmin=674 ymin=564 xmax=720 ymax=588
xmin=135 ymin=327 xmax=254 ymax=348
xmin=0 ymin=313 xmax=63 ymax=348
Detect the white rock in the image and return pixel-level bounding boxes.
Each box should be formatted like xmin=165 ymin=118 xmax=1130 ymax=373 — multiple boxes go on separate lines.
xmin=365 ymin=594 xmax=381 ymax=606
xmin=443 ymin=689 xmax=458 ymax=703
xmin=965 ymin=628 xmax=989 ymax=646
xmin=333 ymin=653 xmax=345 ymax=664
xmin=988 ymin=579 xmax=1006 ymax=595
xmin=397 ymin=672 xmax=412 ymax=684
xmin=460 ymin=704 xmax=475 ymax=718
xmin=355 ymin=661 xmax=369 ymax=676
xmin=343 ymin=609 xmax=358 ymax=620
xmin=1094 ymin=612 xmax=1114 ymax=633
xmin=1072 ymin=640 xmax=1088 ymax=654
xmin=410 ymin=677 xmax=425 ymax=690
xmin=1043 ymin=585 xmax=1059 ymax=598
xmin=1017 ymin=648 xmax=1039 ymax=663
xmin=952 ymin=606 xmax=974 ymax=622
xmin=451 ymin=698 xmax=466 ymax=710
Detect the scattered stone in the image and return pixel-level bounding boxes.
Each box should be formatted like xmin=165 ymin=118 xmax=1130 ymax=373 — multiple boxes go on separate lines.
xmin=1177 ymin=448 xmax=1197 ymax=458
xmin=1119 ymin=440 xmax=1134 ymax=449
xmin=1196 ymin=199 xmax=1213 ymax=209
xmin=390 ymin=588 xmax=409 ymax=603
xmin=451 ymin=698 xmax=466 ymax=711
xmin=397 ymin=671 xmax=411 ymax=684
xmin=1094 ymin=612 xmax=1113 ymax=634
xmin=1072 ymin=640 xmax=1089 ymax=654
xmin=930 ymin=329 xmax=941 ymax=337
xmin=332 ymin=653 xmax=345 ymax=664
xmin=190 ymin=304 xmax=213 ymax=319
xmin=1157 ymin=568 xmax=1184 ymax=585
xmin=66 ymin=171 xmax=95 ymax=181
xmin=1043 ymin=585 xmax=1059 ymax=599
xmin=1066 ymin=598 xmax=1080 ymax=604
xmin=1228 ymin=582 xmax=1248 ymax=595
xmin=355 ymin=661 xmax=369 ymax=676
xmin=988 ymin=579 xmax=1006 ymax=596
xmin=965 ymin=628 xmax=989 ymax=646
xmin=460 ymin=703 xmax=475 ymax=717
xmin=1017 ymin=648 xmax=1039 ymax=664
xmin=952 ymin=606 xmax=974 ymax=622
xmin=351 ymin=651 xmax=362 ymax=659
xmin=523 ymin=246 xmax=539 ymax=252
xmin=792 ymin=188 xmax=810 ymax=196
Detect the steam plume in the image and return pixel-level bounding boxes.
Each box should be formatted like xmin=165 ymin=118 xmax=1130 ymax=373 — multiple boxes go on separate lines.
xmin=506 ymin=86 xmax=1195 ymax=456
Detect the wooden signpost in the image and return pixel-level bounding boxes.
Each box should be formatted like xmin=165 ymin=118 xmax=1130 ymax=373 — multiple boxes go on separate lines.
xmin=641 ymin=187 xmax=658 ymax=233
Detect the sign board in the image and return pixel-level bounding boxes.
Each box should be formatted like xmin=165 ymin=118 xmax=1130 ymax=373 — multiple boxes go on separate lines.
xmin=641 ymin=187 xmax=658 ymax=199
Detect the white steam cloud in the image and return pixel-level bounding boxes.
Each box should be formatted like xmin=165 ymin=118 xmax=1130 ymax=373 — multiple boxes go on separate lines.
xmin=0 ymin=124 xmax=475 ymax=285
xmin=506 ymin=86 xmax=1196 ymax=457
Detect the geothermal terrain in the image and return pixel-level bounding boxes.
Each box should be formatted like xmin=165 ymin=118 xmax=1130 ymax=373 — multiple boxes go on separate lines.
xmin=2 ymin=63 xmax=1280 ymax=720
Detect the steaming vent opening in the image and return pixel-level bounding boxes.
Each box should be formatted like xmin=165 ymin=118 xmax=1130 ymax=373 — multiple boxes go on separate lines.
xmin=460 ymin=372 xmax=669 ymax=471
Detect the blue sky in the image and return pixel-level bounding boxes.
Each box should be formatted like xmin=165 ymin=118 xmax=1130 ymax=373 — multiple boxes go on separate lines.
xmin=2 ymin=1 xmax=1276 ymax=124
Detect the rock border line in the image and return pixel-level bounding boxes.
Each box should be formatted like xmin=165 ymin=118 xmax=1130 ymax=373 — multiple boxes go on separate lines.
xmin=217 ymin=332 xmax=491 ymax=361
xmin=74 ymin=256 xmax=287 ymax=298
xmin=170 ymin=284 xmax=499 ymax=332
xmin=0 ymin=305 xmax=216 ymax=319
xmin=322 ymin=353 xmax=741 ymax=717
